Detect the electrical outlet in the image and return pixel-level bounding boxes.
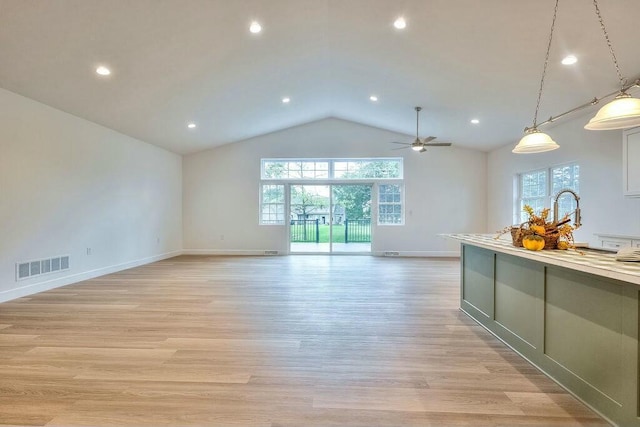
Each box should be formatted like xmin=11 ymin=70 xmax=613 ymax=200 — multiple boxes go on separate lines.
xmin=86 ymin=247 xmax=91 ymax=256
xmin=220 ymin=234 xmax=225 ymax=241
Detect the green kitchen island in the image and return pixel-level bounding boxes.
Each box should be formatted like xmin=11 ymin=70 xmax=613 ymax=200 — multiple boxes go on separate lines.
xmin=447 ymin=234 xmax=640 ymax=427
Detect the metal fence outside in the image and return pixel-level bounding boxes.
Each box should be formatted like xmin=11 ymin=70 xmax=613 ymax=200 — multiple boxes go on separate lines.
xmin=345 ymin=219 xmax=371 ymax=243
xmin=290 ymin=219 xmax=319 ymax=242
xmin=290 ymin=218 xmax=371 ymax=243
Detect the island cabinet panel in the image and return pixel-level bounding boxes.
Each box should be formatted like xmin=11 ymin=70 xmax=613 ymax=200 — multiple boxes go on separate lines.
xmin=494 ymin=253 xmax=544 ymax=352
xmin=545 ymin=267 xmax=626 ymax=408
xmin=461 ymin=244 xmax=494 ymax=319
xmin=460 ymin=243 xmax=640 ymax=427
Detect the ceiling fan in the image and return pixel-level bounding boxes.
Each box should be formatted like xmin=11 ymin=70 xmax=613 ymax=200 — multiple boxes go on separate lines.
xmin=390 ymin=106 xmax=452 ymax=153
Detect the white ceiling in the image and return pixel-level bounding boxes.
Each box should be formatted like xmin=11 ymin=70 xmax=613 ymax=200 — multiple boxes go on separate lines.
xmin=1 ymin=0 xmax=639 ymax=155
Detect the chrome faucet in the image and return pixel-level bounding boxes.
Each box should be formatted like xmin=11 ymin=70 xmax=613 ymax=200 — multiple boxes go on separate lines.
xmin=553 ymin=189 xmax=581 ymax=228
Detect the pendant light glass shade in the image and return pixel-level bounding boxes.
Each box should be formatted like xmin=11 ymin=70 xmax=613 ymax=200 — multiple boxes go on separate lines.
xmin=514 ymin=0 xmax=560 ymax=154
xmin=584 ymin=92 xmax=640 ymax=130
xmin=512 ymin=128 xmax=560 ymax=154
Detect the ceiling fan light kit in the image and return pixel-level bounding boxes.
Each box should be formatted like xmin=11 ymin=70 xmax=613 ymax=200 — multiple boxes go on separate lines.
xmin=411 ymin=140 xmax=423 ymax=151
xmin=514 ymin=0 xmax=640 ymax=154
xmin=389 ymin=106 xmax=452 ymax=154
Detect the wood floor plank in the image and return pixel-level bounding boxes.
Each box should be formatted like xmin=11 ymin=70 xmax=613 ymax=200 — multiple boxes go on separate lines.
xmin=0 ymin=255 xmax=610 ymax=426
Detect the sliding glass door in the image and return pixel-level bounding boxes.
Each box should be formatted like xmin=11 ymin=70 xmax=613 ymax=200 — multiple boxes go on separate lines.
xmin=332 ymin=184 xmax=371 ymax=253
xmin=289 ymin=184 xmax=371 ymax=254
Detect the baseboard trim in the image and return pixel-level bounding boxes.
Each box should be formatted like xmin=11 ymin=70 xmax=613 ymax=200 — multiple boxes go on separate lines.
xmin=0 ymin=250 xmax=182 ymax=303
xmin=182 ymin=249 xmax=283 ymax=256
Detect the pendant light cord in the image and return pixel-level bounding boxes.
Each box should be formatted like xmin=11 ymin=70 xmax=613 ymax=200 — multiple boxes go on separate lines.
xmin=532 ymin=0 xmax=559 ymax=128
xmin=592 ymin=0 xmax=625 ymax=90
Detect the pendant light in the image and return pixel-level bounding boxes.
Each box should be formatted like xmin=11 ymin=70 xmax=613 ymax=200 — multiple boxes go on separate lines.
xmin=513 ymin=0 xmax=560 ymax=154
xmin=584 ymin=0 xmax=640 ymax=130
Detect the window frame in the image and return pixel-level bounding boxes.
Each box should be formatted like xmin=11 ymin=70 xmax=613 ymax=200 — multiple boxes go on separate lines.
xmin=261 ymin=158 xmax=403 ymax=180
xmin=259 ymin=184 xmax=286 ymax=225
xmin=377 ymin=183 xmax=404 ymax=225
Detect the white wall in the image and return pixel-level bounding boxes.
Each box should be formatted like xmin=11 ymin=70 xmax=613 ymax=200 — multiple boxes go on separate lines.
xmin=0 ymin=88 xmax=183 ymax=302
xmin=183 ymin=118 xmax=487 ymax=256
xmin=488 ymin=114 xmax=640 ymax=245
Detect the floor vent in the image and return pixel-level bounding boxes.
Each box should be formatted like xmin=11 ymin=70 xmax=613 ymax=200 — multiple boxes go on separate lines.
xmin=384 ymin=251 xmax=400 ymax=256
xmin=264 ymin=250 xmax=279 ymax=256
xmin=16 ymin=255 xmax=70 ymax=281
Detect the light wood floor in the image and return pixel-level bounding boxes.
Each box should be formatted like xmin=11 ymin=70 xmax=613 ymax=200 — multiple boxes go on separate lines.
xmin=0 ymin=255 xmax=609 ymax=427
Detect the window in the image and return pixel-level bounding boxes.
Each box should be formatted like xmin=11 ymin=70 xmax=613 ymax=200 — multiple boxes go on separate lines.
xmin=378 ymin=184 xmax=403 ymax=225
xmin=333 ymin=160 xmax=401 ymax=179
xmin=519 ymin=169 xmax=548 ymax=221
xmin=263 ymin=161 xmax=329 ymax=179
xmin=260 ymin=158 xmax=404 ymax=226
xmin=517 ymin=163 xmax=579 ymax=223
xmin=260 ymin=184 xmax=285 ymax=224
xmin=262 ymin=158 xmax=402 ymax=180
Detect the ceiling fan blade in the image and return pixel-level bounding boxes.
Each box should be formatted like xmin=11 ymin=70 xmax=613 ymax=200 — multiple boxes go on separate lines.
xmin=418 ymin=147 xmax=427 ymax=153
xmin=391 ymin=146 xmax=410 ymax=150
xmin=388 ymin=141 xmax=411 ymax=145
xmin=423 ymin=142 xmax=452 ymax=147
xmin=422 ymin=136 xmax=437 ymax=143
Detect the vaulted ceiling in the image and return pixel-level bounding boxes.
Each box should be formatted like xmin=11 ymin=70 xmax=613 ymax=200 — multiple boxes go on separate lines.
xmin=1 ymin=0 xmax=639 ymax=154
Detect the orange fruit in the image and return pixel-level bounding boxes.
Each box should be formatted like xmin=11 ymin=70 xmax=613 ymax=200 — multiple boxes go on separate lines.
xmin=523 ymin=235 xmax=545 ymax=251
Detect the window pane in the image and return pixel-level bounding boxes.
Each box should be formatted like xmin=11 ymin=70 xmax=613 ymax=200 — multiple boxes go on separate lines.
xmin=263 ymin=162 xmax=287 ymax=179
xmin=551 ymin=164 xmax=579 ymax=195
xmin=520 ymin=198 xmax=546 ymax=223
xmin=521 ymin=170 xmax=547 ymax=198
xmin=288 ymin=162 xmax=303 ymax=179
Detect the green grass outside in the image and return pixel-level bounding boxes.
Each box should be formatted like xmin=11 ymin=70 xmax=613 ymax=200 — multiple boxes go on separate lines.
xmin=291 ymin=224 xmax=371 ymax=243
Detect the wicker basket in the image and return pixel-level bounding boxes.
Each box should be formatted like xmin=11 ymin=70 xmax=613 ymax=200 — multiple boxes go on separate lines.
xmin=510 ymin=226 xmax=530 ymax=247
xmin=511 ymin=226 xmax=558 ymax=249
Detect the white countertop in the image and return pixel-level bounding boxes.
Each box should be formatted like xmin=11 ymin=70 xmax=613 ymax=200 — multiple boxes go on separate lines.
xmin=444 ymin=233 xmax=640 ymax=286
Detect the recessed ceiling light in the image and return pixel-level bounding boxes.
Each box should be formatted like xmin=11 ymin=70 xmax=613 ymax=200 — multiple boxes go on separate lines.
xmin=187 ymin=123 xmax=196 ymax=129
xmin=393 ymin=17 xmax=407 ymax=30
xmin=369 ymin=95 xmax=378 ymax=102
xmin=470 ymin=119 xmax=480 ymax=124
xmin=561 ymin=55 xmax=578 ymax=65
xmin=249 ymin=21 xmax=262 ymax=34
xmin=282 ymin=97 xmax=290 ymax=104
xmin=95 ymin=66 xmax=111 ymax=76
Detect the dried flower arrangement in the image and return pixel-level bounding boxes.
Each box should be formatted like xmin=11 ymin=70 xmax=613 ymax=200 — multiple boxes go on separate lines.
xmin=497 ymin=205 xmax=580 ymax=251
